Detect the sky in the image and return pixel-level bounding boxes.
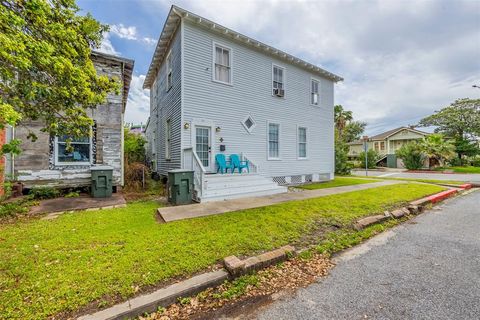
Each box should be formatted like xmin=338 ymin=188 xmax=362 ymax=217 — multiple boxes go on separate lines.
xmin=78 ymin=0 xmax=480 ymax=135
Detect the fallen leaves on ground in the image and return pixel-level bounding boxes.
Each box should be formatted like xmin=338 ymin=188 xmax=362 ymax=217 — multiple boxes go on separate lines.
xmin=140 ymin=253 xmax=334 ymax=320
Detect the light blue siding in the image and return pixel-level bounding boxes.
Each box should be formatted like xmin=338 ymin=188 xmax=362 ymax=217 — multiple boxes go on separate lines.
xmin=152 ymin=28 xmax=182 ymax=176
xmin=181 ymin=21 xmax=334 ymax=178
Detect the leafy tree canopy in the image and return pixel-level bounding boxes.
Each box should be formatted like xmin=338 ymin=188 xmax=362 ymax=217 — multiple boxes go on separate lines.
xmin=0 ymin=0 xmax=118 ymax=154
xmin=334 ymin=105 xmax=366 ymax=143
xmin=124 ymin=128 xmax=146 ymax=164
xmin=418 ymin=98 xmax=480 ymax=140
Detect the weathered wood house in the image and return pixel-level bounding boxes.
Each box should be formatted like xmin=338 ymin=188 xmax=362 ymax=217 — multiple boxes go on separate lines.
xmin=144 ymin=6 xmax=343 ymax=202
xmin=11 ymin=51 xmax=134 ymax=190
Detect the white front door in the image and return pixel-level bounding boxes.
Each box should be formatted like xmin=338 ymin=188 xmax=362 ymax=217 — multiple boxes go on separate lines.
xmin=195 ymin=126 xmax=213 ymax=172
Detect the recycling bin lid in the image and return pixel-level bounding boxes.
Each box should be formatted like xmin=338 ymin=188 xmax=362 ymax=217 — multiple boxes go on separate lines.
xmin=90 ymin=165 xmax=113 ymax=171
xmin=168 ymin=169 xmax=194 ymax=173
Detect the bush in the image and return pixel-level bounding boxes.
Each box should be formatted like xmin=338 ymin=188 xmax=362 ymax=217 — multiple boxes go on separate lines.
xmin=395 ymin=142 xmax=426 ymax=170
xmin=359 ymin=149 xmax=379 ymax=169
xmin=28 ymin=186 xmax=60 ymax=200
xmin=335 ymin=142 xmax=352 ymax=175
xmin=124 ymin=162 xmax=150 ymax=191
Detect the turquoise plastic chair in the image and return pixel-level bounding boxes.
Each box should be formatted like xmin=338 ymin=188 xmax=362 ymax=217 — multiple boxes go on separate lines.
xmin=230 ymin=154 xmax=249 ymax=173
xmin=215 ymin=154 xmax=233 ymax=174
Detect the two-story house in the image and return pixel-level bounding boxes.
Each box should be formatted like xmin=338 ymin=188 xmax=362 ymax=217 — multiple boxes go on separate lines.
xmin=144 ymin=6 xmax=343 ymax=202
xmin=348 ymin=126 xmax=429 ymax=168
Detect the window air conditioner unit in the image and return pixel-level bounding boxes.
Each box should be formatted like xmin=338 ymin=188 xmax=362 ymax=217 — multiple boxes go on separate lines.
xmin=274 ymin=88 xmax=285 ymax=97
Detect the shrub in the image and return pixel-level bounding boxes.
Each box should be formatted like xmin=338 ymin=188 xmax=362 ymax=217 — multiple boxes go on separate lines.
xmin=396 ymin=142 xmax=426 ymax=170
xmin=359 ymin=149 xmax=379 ymax=169
xmin=335 ymin=142 xmax=352 ymax=175
xmin=124 ymin=162 xmax=150 ymax=191
xmin=64 ymin=191 xmax=80 ymax=198
xmin=28 ymin=186 xmax=60 ymax=200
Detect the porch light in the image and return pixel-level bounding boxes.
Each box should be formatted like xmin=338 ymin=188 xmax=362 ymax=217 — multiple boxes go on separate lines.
xmin=184 ymin=122 xmax=190 ymax=129
xmin=216 ymin=126 xmax=221 ymax=132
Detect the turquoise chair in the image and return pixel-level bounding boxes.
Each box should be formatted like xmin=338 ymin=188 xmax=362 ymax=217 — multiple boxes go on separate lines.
xmin=215 ymin=154 xmax=233 ymax=174
xmin=230 ymin=154 xmax=249 ymax=173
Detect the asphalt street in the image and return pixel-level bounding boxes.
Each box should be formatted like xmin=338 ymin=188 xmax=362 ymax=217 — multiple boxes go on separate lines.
xmin=250 ymin=189 xmax=480 ymax=320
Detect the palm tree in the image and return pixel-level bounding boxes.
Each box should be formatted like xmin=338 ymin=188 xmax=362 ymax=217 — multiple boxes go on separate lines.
xmin=334 ymin=105 xmax=353 ymax=140
xmin=420 ymin=134 xmax=455 ymax=168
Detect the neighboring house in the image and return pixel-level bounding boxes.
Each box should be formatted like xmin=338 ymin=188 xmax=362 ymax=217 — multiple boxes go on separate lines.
xmin=348 ymin=126 xmax=429 ymax=168
xmin=144 ymin=116 xmax=157 ymax=171
xmin=128 ymin=124 xmax=146 ymax=135
xmin=144 ymin=6 xmax=343 ymax=202
xmin=10 ymin=51 xmax=134 ymax=190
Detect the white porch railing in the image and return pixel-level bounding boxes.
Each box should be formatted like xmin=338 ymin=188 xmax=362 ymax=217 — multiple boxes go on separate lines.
xmin=183 ymin=147 xmax=206 ymax=202
xmin=240 ymin=153 xmax=260 ymax=174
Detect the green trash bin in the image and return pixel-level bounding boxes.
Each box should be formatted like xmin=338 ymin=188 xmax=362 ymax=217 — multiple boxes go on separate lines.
xmin=168 ymin=169 xmax=194 ymax=205
xmin=91 ymin=166 xmax=113 ymax=198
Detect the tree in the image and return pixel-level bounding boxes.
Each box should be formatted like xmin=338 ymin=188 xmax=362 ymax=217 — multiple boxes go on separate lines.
xmin=124 ymin=128 xmax=146 ymax=164
xmin=395 ymin=142 xmax=426 ymax=170
xmin=334 ymin=105 xmax=366 ymax=175
xmin=419 ymin=134 xmax=455 ymax=167
xmin=418 ymin=98 xmax=480 ymax=159
xmin=0 ymin=0 xmax=118 ymax=154
xmin=359 ymin=149 xmax=379 ymax=169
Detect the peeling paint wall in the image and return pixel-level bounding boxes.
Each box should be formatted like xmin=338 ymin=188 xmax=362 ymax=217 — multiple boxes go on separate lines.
xmin=14 ymin=57 xmax=126 ymax=189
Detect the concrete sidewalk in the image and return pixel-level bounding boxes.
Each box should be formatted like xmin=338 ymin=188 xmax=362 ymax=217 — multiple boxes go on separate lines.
xmin=158 ymin=180 xmax=403 ymax=223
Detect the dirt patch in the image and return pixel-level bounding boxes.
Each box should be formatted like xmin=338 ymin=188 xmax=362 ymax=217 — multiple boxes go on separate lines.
xmin=139 ymin=253 xmax=334 ymax=320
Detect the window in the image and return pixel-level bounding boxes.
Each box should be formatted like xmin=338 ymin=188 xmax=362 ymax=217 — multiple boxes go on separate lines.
xmin=165 ymin=119 xmax=171 ymax=159
xmin=55 ymin=135 xmax=91 ymax=165
xmin=268 ymin=122 xmax=280 ymax=159
xmin=166 ymin=50 xmax=173 ymax=91
xmin=298 ymin=127 xmax=307 ymax=158
xmin=241 ymin=114 xmax=256 ymax=133
xmin=213 ymin=44 xmax=231 ymax=84
xmin=311 ymin=79 xmax=319 ymax=105
xmin=380 ymin=141 xmax=385 ymax=151
xmin=272 ymin=65 xmax=284 ymax=96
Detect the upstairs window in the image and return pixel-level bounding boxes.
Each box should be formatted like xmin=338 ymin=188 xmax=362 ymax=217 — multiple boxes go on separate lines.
xmin=272 ymin=65 xmax=285 ymax=97
xmin=166 ymin=50 xmax=173 ymax=91
xmin=298 ymin=127 xmax=307 ymax=158
xmin=268 ymin=122 xmax=280 ymax=159
xmin=214 ymin=44 xmax=231 ymax=84
xmin=55 ymin=135 xmax=91 ymax=165
xmin=311 ymin=79 xmax=319 ymax=105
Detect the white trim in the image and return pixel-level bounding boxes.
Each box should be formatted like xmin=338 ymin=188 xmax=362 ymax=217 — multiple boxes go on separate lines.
xmin=266 ymin=120 xmax=281 ymax=160
xmin=212 ymin=41 xmax=233 ymax=85
xmin=191 ymin=118 xmax=216 ymax=172
xmin=180 ymin=18 xmax=185 ymax=168
xmin=165 ymin=49 xmax=173 ymax=91
xmin=54 ymin=135 xmax=93 ymax=166
xmin=310 ymin=77 xmax=320 ymax=106
xmin=271 ymin=63 xmax=286 ymax=98
xmin=297 ymin=125 xmax=308 ymax=160
xmin=241 ymin=114 xmax=256 ymax=134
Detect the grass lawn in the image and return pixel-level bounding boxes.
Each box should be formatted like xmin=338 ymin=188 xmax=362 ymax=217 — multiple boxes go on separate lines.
xmin=437 ymin=166 xmax=480 ymax=174
xmin=370 ymin=176 xmax=465 ymax=185
xmin=298 ymin=176 xmax=379 ymax=190
xmin=0 ymin=183 xmax=445 ymax=319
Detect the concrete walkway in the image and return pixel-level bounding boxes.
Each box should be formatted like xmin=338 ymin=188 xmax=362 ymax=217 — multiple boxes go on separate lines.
xmin=158 ymin=180 xmax=403 ymax=222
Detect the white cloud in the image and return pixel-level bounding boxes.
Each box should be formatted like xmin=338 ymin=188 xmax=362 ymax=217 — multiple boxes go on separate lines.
xmin=98 ymin=33 xmax=119 ymax=55
xmin=150 ymin=0 xmax=480 ymax=135
xmin=109 ymin=24 xmax=156 ymax=45
xmin=125 ymin=75 xmax=150 ymax=125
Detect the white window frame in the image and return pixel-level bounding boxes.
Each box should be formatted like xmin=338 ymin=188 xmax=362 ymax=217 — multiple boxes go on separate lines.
xmin=165 ymin=118 xmax=171 ymax=160
xmin=166 ymin=50 xmax=173 ymax=91
xmin=54 ymin=135 xmax=93 ymax=166
xmin=241 ymin=114 xmax=256 ymax=134
xmin=267 ymin=121 xmax=281 ymax=160
xmin=311 ymin=78 xmax=320 ymax=105
xmin=272 ymin=63 xmax=286 ymax=98
xmin=212 ymin=41 xmax=233 ymax=85
xmin=297 ymin=126 xmax=308 ymax=159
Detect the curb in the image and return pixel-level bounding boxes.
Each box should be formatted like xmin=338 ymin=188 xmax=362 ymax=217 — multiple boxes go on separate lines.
xmin=78 ymin=270 xmax=229 ymax=320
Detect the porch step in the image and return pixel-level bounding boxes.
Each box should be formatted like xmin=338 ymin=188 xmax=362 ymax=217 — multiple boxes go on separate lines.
xmin=200 ymin=173 xmax=287 ymax=202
